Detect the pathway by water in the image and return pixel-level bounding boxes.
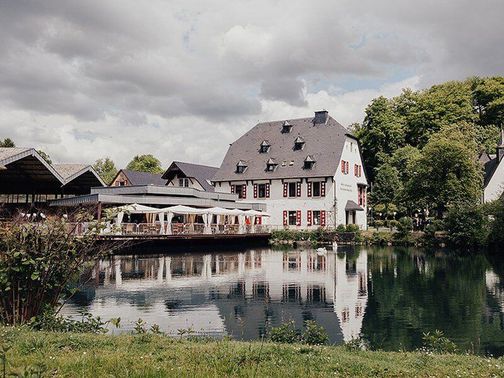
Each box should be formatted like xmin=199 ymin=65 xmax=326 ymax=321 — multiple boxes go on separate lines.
xmin=61 ymin=246 xmax=504 ymax=356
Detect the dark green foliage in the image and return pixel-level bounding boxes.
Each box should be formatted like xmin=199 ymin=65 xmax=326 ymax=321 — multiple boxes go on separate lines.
xmin=126 ymin=154 xmax=164 ymax=174
xmin=30 ymin=308 xmax=108 ymax=333
xmin=0 ymin=214 xmax=109 ymax=325
xmin=489 ymin=198 xmax=504 ymax=246
xmin=301 ymin=320 xmax=329 ymax=345
xmin=444 ymin=205 xmax=490 ymax=249
xmin=421 ymin=330 xmax=458 ymax=354
xmin=336 ymin=224 xmax=346 ymax=232
xmin=370 ymin=163 xmax=401 ymax=212
xmin=0 ymin=138 xmax=15 ymax=147
xmin=394 ymin=217 xmax=413 ymax=244
xmin=345 ymin=224 xmax=360 ymax=233
xmin=269 ymin=320 xmax=329 ymax=346
xmin=269 ymin=321 xmax=299 ymax=344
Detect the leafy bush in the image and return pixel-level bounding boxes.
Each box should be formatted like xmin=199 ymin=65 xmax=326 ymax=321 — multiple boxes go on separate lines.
xmin=394 ymin=217 xmax=413 ymax=244
xmin=444 ymin=205 xmax=489 ymax=250
xmin=269 ymin=321 xmax=299 ymax=344
xmin=344 ymin=337 xmax=369 ymax=351
xmin=373 ymin=220 xmax=385 ymax=229
xmin=0 ymin=212 xmax=111 ymax=325
xmin=301 ymin=320 xmax=329 ymax=345
xmin=269 ymin=320 xmax=329 ymax=345
xmin=421 ymin=330 xmax=457 ymax=354
xmin=345 ymin=224 xmax=360 ymax=233
xmin=371 ymin=231 xmax=393 ymax=245
xmin=336 ymin=224 xmax=346 ymax=232
xmin=30 ymin=308 xmax=108 ymax=333
xmin=423 ymin=219 xmax=445 ymax=246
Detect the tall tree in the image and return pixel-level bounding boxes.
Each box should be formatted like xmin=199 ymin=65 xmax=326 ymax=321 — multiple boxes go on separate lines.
xmin=126 ymin=154 xmax=164 ymax=174
xmin=370 ymin=163 xmax=402 ymax=213
xmin=405 ymin=125 xmax=482 ymax=217
xmin=0 ymin=138 xmax=15 ymax=147
xmin=93 ymin=157 xmax=118 ymax=185
xmin=356 ymin=96 xmax=406 ymax=181
xmin=473 ymin=76 xmax=504 ymax=127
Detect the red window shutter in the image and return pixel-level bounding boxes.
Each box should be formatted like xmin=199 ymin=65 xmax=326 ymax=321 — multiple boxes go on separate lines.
xmin=283 ymin=210 xmax=288 ymax=226
xmin=283 ymin=183 xmax=288 ymax=197
xmin=253 ymin=184 xmax=258 ymax=198
xmin=341 ymin=160 xmax=345 ymax=173
xmin=307 ymin=182 xmax=312 ymax=197
xmin=321 ymin=210 xmax=326 ymax=227
xmin=354 ymin=164 xmax=357 ymax=176
xmin=242 ymin=185 xmax=247 ymax=199
xmin=307 ymin=210 xmax=312 ymax=226
xmin=266 ymin=183 xmax=270 ymax=198
xmin=321 ymin=182 xmax=326 ymax=197
xmin=231 ymin=185 xmax=235 ymax=194
xmin=257 ymin=216 xmax=262 ymax=225
xmin=363 ymin=189 xmax=366 ymax=206
xmin=296 ymin=182 xmax=301 ymax=197
xmin=296 ymin=210 xmax=301 ymax=226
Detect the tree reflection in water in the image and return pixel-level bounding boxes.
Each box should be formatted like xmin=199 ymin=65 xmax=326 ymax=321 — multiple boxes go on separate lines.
xmin=63 ymin=247 xmax=504 ymax=356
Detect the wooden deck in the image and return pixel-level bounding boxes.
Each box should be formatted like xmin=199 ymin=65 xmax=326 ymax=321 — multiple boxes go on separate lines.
xmin=97 ymin=232 xmax=271 ymax=241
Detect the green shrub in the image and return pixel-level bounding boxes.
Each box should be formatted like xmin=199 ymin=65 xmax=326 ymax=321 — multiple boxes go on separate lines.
xmin=301 ymin=320 xmax=329 ymax=345
xmin=444 ymin=205 xmax=489 ymax=250
xmin=388 ymin=220 xmax=399 ymax=229
xmin=336 ymin=224 xmax=346 ymax=232
xmin=421 ymin=330 xmax=457 ymax=354
xmin=373 ymin=220 xmax=385 ymax=229
xmin=372 ymin=231 xmax=392 ymax=245
xmin=344 ymin=337 xmax=369 ymax=351
xmin=30 ymin=308 xmax=107 ymax=333
xmin=345 ymin=224 xmax=360 ymax=233
xmin=269 ymin=321 xmax=299 ymax=344
xmin=0 ymin=214 xmax=111 ymax=325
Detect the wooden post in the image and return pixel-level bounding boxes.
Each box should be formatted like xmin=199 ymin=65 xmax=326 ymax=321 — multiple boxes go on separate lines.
xmin=97 ymin=202 xmax=102 ymax=221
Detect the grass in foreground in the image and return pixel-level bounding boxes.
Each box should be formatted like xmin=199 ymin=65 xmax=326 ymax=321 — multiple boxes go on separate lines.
xmin=1 ymin=328 xmax=503 ymax=377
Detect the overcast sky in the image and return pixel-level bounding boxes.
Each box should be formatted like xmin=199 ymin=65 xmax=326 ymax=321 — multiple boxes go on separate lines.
xmin=1 ymin=0 xmax=502 ymax=168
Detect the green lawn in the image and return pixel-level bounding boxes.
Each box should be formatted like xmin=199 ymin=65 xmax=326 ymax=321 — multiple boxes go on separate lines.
xmin=1 ymin=328 xmax=503 ymax=377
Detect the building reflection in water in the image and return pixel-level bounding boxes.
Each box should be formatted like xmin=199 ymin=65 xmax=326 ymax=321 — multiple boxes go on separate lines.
xmin=64 ymin=249 xmax=368 ymax=343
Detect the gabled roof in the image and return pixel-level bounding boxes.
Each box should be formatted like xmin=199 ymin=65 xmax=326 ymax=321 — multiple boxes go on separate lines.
xmin=117 ymin=169 xmax=167 ymax=186
xmin=162 ymin=161 xmax=218 ymax=192
xmin=0 ymin=148 xmax=105 ymax=194
xmin=213 ymin=114 xmax=352 ymax=181
xmin=53 ymin=164 xmax=106 ymax=191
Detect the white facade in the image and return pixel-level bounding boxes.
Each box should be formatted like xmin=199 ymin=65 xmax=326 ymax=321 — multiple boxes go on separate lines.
xmin=166 ymin=173 xmax=205 ymax=191
xmin=214 ymin=136 xmax=368 ymax=229
xmin=484 ymin=161 xmax=504 ymax=202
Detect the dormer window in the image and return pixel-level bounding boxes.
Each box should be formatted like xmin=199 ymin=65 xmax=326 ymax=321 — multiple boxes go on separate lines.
xmin=259 ymin=140 xmax=270 ymax=153
xmin=236 ymin=160 xmax=247 ymax=174
xmin=281 ymin=121 xmax=293 ymax=133
xmin=303 ymin=155 xmax=316 ymax=170
xmin=266 ymin=158 xmax=278 ymax=172
xmin=293 ymin=136 xmax=305 ymax=151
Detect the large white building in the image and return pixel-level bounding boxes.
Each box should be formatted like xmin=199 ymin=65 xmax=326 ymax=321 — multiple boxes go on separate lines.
xmin=212 ymin=111 xmax=368 ymax=229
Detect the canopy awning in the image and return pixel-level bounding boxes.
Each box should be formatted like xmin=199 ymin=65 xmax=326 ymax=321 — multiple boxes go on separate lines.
xmin=345 ymin=200 xmax=364 ymax=211
xmin=114 ymin=203 xmax=164 ymax=214
xmin=162 ymin=205 xmax=206 ymax=214
xmin=242 ymin=209 xmax=271 ymax=217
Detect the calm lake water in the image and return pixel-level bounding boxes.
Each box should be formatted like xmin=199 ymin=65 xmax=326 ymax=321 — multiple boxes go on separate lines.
xmin=61 ymin=246 xmax=504 ymax=356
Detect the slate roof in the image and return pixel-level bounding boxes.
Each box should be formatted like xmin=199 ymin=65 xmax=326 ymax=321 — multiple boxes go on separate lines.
xmin=212 ymin=113 xmax=353 ymax=181
xmin=120 ymin=169 xmax=167 ymax=186
xmin=53 ymin=164 xmax=88 ymax=180
xmin=162 ymin=161 xmax=219 ymax=192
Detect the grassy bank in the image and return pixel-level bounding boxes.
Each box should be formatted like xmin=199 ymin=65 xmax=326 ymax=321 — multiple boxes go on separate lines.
xmin=1 ymin=328 xmax=502 ymax=377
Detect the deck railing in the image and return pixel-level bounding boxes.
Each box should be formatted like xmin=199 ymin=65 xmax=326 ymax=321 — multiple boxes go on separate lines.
xmin=61 ymin=222 xmax=271 ymax=236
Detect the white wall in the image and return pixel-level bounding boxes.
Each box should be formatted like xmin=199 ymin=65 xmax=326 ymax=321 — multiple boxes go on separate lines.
xmin=484 ymin=160 xmax=504 ymax=202
xmin=166 ymin=174 xmax=204 ymax=191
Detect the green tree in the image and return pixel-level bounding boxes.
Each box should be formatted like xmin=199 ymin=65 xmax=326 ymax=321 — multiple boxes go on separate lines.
xmin=0 ymin=138 xmax=15 ymax=147
xmin=473 ymin=76 xmax=504 ymax=127
xmin=405 ymin=126 xmax=482 ymax=217
xmin=93 ymin=157 xmax=118 ymax=185
xmin=444 ymin=204 xmax=489 ymax=250
xmin=370 ymin=163 xmax=402 ymax=212
xmin=126 ymin=154 xmax=164 ymax=174
xmin=356 ymin=96 xmax=406 ymax=181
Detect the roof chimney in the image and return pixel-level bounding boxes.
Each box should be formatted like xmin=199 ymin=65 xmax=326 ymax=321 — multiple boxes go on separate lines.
xmin=313 ymin=110 xmax=328 ymax=125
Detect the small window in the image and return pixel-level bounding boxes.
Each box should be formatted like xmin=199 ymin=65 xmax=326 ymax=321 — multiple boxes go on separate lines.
xmin=266 ymin=158 xmax=277 ymax=172
xmin=312 ymin=182 xmax=321 ymax=197
xmin=288 ymin=211 xmax=297 ymax=226
xmin=236 ymin=160 xmax=247 ymax=174
xmin=234 ymin=184 xmax=246 ymax=199
xmin=258 ymin=184 xmax=266 ymax=198
xmin=289 ymin=160 xmax=294 ymax=166
xmin=282 ymin=121 xmax=293 ymax=133
xmin=312 ymin=211 xmax=321 ymax=225
xmin=303 ymin=155 xmax=316 ymax=170
xmin=179 ymin=178 xmax=190 ymax=187
xmin=259 ymin=141 xmax=270 ymax=153
xmin=281 ymin=161 xmax=287 ymax=167
xmin=288 ymin=182 xmax=297 ymax=197
xmin=293 ymin=136 xmax=305 ymax=151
